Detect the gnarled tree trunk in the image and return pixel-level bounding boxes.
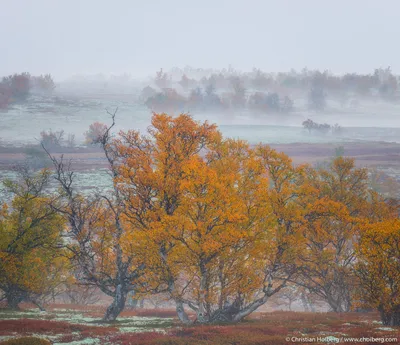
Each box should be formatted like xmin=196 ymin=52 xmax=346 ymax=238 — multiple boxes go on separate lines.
xmin=103 ymin=284 xmax=128 ymax=322
xmin=6 ymin=294 xmax=24 ymax=310
xmin=380 ymin=307 xmax=400 ymax=327
xmin=5 ymin=288 xmax=26 ymax=310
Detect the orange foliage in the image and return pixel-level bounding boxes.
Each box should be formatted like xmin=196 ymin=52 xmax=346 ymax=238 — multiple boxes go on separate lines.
xmin=109 ymin=113 xmax=305 ymax=323
xmin=84 ymin=122 xmax=108 ymax=145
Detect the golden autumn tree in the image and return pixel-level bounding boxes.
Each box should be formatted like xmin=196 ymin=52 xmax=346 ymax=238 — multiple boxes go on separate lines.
xmin=254 ymin=145 xmax=311 ymax=310
xmin=109 ymin=114 xmax=304 ymax=324
xmin=355 ymin=198 xmax=400 ymax=326
xmin=297 ymin=157 xmax=373 ymax=312
xmin=110 ymin=113 xmax=225 ymax=323
xmin=40 ymin=110 xmax=400 ymax=324
xmin=150 ymin=138 xmax=273 ymax=323
xmin=0 ymin=167 xmax=67 ymax=310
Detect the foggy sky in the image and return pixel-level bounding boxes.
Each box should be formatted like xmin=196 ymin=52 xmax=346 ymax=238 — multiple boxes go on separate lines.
xmin=1 ymin=0 xmax=400 ymax=80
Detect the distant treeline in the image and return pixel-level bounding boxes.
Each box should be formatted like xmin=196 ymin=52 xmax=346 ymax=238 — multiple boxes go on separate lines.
xmin=141 ymin=66 xmax=399 ymax=113
xmin=0 ymin=73 xmax=55 ymax=109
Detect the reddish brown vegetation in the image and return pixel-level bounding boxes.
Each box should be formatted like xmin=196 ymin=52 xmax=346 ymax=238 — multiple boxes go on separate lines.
xmin=0 ymin=73 xmax=55 ymax=109
xmin=107 ymin=311 xmax=400 ymax=345
xmin=84 ymin=122 xmax=108 ymax=145
xmin=0 ymin=310 xmax=398 ymax=345
xmin=85 ymin=308 xmax=178 ymax=319
xmin=0 ymin=319 xmax=117 ymax=336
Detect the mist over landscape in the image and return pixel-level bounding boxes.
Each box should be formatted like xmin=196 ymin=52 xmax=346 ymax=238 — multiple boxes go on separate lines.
xmin=1 ymin=1 xmax=400 ymax=345
xmin=2 ymin=0 xmax=400 ymax=144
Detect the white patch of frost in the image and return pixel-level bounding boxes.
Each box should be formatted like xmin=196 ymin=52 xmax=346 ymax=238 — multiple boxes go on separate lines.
xmin=54 ymin=338 xmax=100 ymax=345
xmin=376 ymin=327 xmax=396 ymax=331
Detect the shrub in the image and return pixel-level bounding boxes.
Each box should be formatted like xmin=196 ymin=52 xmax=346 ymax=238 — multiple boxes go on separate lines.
xmin=332 ymin=123 xmax=342 ymax=135
xmin=84 ymin=122 xmax=108 ymax=145
xmin=281 ymin=96 xmax=294 ymax=113
xmin=31 ymin=75 xmax=55 ymax=93
xmin=302 ymin=119 xmax=338 ymax=135
xmin=66 ymin=133 xmax=76 ymax=148
xmin=24 ymin=146 xmax=52 ymax=170
xmin=0 ymin=337 xmax=50 ymax=345
xmin=154 ymin=68 xmax=171 ymax=89
xmin=0 ymin=84 xmax=12 ymax=109
xmin=179 ymin=74 xmax=196 ymax=91
xmin=2 ymin=73 xmax=31 ymax=101
xmin=0 ymin=319 xmax=117 ymax=336
xmin=0 ymin=72 xmax=55 ymax=110
xmin=40 ymin=129 xmax=64 ymax=149
xmin=187 ymin=87 xmax=204 ymax=110
xmin=145 ymin=89 xmax=186 ymax=113
xmin=140 ymin=86 xmax=157 ymax=102
xmin=308 ymin=85 xmax=326 ymax=111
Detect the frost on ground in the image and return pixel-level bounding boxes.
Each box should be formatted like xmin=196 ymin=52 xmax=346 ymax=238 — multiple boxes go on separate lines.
xmin=0 ymin=308 xmax=172 ymax=330
xmin=376 ymin=327 xmax=397 ymax=331
xmin=1 ymin=308 xmax=398 ymax=345
xmin=2 ymin=93 xmax=400 ymax=147
xmin=0 ymin=308 xmax=173 ymax=344
xmin=54 ymin=339 xmax=101 ymax=345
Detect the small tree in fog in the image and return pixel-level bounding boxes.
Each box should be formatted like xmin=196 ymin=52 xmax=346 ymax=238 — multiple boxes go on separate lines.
xmin=140 ymin=86 xmax=157 ymax=103
xmin=187 ymin=87 xmax=204 ymax=110
xmin=2 ymin=73 xmax=31 ymax=101
xmin=85 ymin=122 xmax=108 ymax=145
xmin=0 ymin=84 xmax=12 ymax=109
xmin=281 ymin=96 xmax=294 ymax=113
xmin=266 ymin=92 xmax=280 ymax=112
xmin=154 ymin=68 xmax=170 ymax=89
xmin=179 ymin=74 xmax=195 ymax=92
xmin=204 ymin=83 xmax=223 ymax=109
xmin=66 ymin=134 xmax=76 ymax=148
xmin=24 ymin=147 xmax=52 ymax=170
xmin=332 ymin=124 xmax=342 ymax=135
xmin=230 ymin=76 xmax=246 ymax=108
xmin=308 ymin=72 xmax=327 ymax=111
xmin=308 ymin=86 xmax=326 ymax=111
xmin=31 ymin=74 xmax=56 ymax=93
xmin=40 ymin=129 xmax=65 ymax=150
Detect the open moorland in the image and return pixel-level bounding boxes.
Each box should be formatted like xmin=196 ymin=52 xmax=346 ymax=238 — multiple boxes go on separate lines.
xmin=0 ymin=305 xmax=399 ymax=345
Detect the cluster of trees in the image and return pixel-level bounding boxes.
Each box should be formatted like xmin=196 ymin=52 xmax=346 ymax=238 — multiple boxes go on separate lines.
xmin=156 ymin=66 xmax=399 ymax=100
xmin=143 ymin=81 xmax=294 ymax=114
xmin=1 ymin=113 xmax=400 ymax=326
xmin=147 ymin=66 xmax=400 ymax=113
xmin=0 ymin=73 xmax=55 ymax=109
xmin=302 ymin=119 xmax=342 ymax=135
xmin=39 ymin=130 xmax=76 ymax=150
xmin=16 ymin=122 xmax=111 ymax=170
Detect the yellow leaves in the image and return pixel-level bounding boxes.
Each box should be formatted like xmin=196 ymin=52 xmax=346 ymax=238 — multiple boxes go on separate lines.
xmin=82 ymin=112 xmax=399 ymax=316
xmin=356 ymin=218 xmax=400 ymax=312
xmin=0 ymin=178 xmax=68 ymax=296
